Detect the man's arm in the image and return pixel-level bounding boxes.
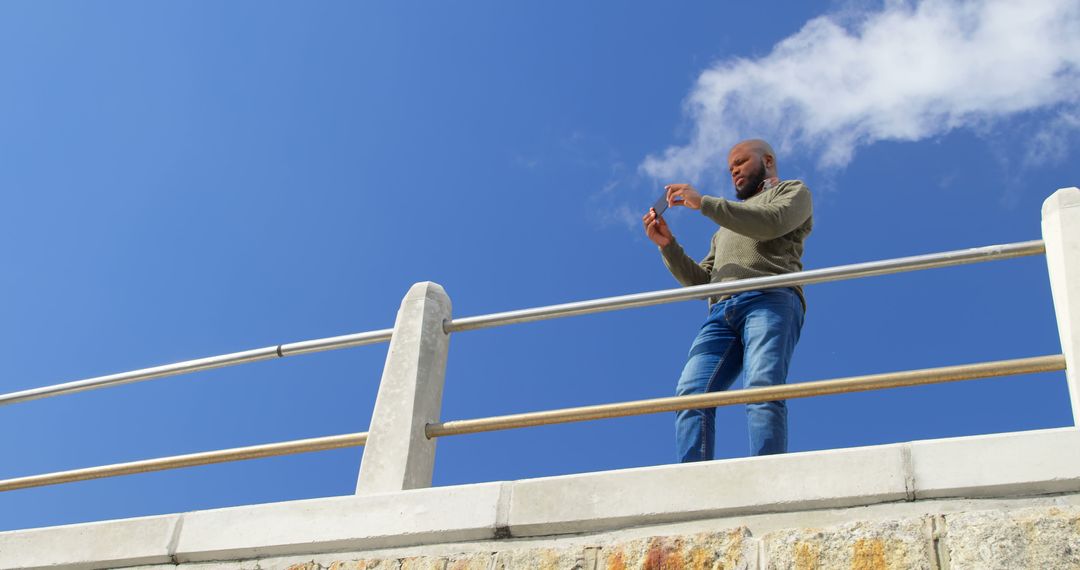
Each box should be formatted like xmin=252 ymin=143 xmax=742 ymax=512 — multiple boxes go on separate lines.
xmin=660 ymin=239 xmax=713 ymax=287
xmin=643 ymin=209 xmax=712 ymax=287
xmin=699 ymin=182 xmax=812 ymax=240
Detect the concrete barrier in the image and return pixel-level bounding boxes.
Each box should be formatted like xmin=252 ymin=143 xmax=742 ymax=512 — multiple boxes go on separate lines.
xmin=4 ymin=428 xmax=1080 ymax=569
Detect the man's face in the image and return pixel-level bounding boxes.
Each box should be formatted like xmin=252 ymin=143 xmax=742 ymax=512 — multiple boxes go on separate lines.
xmin=727 ymin=144 xmax=766 ymax=200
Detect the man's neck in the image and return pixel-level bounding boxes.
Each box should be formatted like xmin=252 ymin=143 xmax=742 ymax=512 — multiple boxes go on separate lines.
xmin=740 ymin=176 xmax=780 ymax=200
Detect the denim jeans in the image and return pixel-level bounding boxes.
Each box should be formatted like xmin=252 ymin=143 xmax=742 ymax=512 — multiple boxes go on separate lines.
xmin=675 ymin=287 xmax=804 ymax=462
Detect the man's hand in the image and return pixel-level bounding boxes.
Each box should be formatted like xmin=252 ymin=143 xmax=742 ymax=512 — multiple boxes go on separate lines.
xmin=643 ymin=208 xmax=673 ymax=248
xmin=665 ymin=184 xmax=703 ymax=210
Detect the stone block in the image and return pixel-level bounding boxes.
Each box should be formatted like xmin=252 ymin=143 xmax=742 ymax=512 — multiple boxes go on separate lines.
xmin=761 ymin=517 xmax=933 ymax=570
xmin=492 ymin=548 xmax=583 ymax=570
xmin=326 ymin=560 xmax=402 ymax=570
xmin=316 ymin=548 xmax=583 ymax=570
xmin=598 ymin=528 xmax=754 ymax=570
xmin=941 ymin=506 xmax=1080 ymax=570
xmin=393 ymin=553 xmax=496 ymax=570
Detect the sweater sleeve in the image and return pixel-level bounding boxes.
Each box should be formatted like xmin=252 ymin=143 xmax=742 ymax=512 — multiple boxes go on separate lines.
xmin=699 ymin=182 xmax=812 ymax=240
xmin=659 ymin=238 xmax=713 ymax=287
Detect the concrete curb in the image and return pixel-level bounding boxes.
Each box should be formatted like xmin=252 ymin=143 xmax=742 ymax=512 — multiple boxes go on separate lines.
xmin=2 ymin=428 xmax=1079 ymax=569
xmin=0 ymin=514 xmax=179 ymax=570
xmin=507 ymin=443 xmax=910 ymax=536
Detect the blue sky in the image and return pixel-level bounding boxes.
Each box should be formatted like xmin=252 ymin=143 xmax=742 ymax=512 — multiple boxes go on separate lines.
xmin=1 ymin=1 xmax=1078 ymax=531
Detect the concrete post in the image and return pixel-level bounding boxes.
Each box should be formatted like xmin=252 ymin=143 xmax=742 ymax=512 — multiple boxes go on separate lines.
xmin=356 ymin=282 xmax=452 ymax=494
xmin=1042 ymin=187 xmax=1080 ymax=426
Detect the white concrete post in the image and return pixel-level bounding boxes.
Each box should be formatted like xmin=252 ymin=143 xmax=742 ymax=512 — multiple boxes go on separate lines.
xmin=356 ymin=281 xmax=452 ymax=494
xmin=1042 ymin=187 xmax=1080 ymax=426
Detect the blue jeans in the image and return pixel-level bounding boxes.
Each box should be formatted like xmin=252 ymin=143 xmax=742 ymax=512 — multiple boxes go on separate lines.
xmin=675 ymin=288 xmax=804 ymax=462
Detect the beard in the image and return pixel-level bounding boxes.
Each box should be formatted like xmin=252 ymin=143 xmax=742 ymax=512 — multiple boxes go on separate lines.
xmin=734 ymin=169 xmax=767 ymax=200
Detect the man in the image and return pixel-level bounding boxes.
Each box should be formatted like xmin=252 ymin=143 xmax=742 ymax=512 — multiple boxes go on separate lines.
xmin=642 ymin=139 xmax=812 ymax=461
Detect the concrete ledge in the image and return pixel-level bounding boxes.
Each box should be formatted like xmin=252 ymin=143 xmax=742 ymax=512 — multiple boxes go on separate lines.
xmin=0 ymin=514 xmax=179 ymax=570
xmin=174 ymin=482 xmax=507 ymax=563
xmin=911 ymin=426 xmax=1080 ymax=499
xmin=507 ymin=443 xmax=911 ymax=536
xmin=4 ymin=428 xmax=1080 ymax=569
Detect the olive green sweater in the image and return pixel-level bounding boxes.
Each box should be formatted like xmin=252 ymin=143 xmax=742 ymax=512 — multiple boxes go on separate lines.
xmin=659 ymin=180 xmax=813 ymax=309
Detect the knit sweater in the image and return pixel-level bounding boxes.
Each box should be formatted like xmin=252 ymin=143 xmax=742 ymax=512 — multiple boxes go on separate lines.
xmin=659 ymin=179 xmax=813 ymax=309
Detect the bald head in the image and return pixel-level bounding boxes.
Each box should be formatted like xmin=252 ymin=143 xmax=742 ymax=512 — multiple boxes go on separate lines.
xmin=730 ymin=139 xmax=777 ymax=171
xmin=727 ymin=139 xmax=778 ymax=199
xmin=733 ymin=138 xmax=774 ymax=156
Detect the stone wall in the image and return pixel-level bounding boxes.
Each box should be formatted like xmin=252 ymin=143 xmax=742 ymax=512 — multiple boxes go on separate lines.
xmin=142 ymin=503 xmax=1080 ymax=570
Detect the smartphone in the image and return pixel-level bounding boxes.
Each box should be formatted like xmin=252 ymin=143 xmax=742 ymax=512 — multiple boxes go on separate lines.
xmin=651 ymin=194 xmax=669 ymax=217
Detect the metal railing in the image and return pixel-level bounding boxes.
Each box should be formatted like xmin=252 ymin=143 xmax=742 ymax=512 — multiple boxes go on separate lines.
xmin=426 ymin=354 xmax=1065 ymax=437
xmin=0 ymin=232 xmax=1069 ymax=494
xmin=0 ymin=239 xmax=1045 ymax=408
xmin=445 ymin=240 xmax=1046 ymax=332
xmin=0 ymin=329 xmax=394 ymax=407
xmin=0 ymin=432 xmax=368 ymax=492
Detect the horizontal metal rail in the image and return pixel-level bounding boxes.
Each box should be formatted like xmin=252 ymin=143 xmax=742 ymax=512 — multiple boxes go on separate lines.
xmin=427 ymin=354 xmax=1065 ymax=438
xmin=0 ymin=431 xmax=369 ymax=493
xmin=0 ymin=239 xmax=1043 ymax=408
xmin=0 ymin=328 xmax=393 ymax=407
xmin=446 ymin=240 xmax=1045 ymax=332
xmin=1 ymin=355 xmax=1063 ymax=492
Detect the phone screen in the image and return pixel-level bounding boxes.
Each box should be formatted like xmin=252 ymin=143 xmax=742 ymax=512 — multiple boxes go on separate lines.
xmin=651 ymin=194 xmax=668 ymax=217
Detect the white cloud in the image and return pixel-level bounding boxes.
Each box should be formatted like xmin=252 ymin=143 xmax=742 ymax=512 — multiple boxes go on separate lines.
xmin=641 ymin=0 xmax=1080 ymax=182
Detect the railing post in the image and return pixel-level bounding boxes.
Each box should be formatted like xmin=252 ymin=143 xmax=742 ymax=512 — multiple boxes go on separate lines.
xmin=1042 ymin=187 xmax=1080 ymax=426
xmin=356 ymin=282 xmax=451 ymax=494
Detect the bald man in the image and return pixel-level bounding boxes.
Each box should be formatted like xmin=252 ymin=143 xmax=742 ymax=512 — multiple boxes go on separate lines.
xmin=643 ymin=139 xmax=813 ymax=461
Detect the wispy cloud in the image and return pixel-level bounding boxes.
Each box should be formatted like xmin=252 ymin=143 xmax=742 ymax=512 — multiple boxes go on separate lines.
xmin=589 ymin=160 xmax=641 ymax=230
xmin=641 ymin=0 xmax=1080 ymax=182
xmin=596 ymin=202 xmax=641 ymax=231
xmin=1024 ymin=109 xmax=1080 ymax=169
